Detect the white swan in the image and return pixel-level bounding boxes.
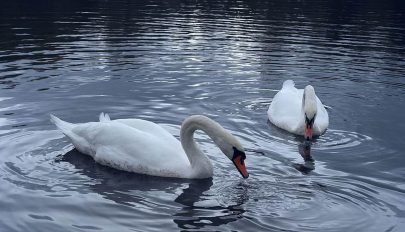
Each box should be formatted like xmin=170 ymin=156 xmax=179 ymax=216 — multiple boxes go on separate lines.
xmin=267 ymin=80 xmax=329 ymax=139
xmin=50 ymin=113 xmax=249 ymax=179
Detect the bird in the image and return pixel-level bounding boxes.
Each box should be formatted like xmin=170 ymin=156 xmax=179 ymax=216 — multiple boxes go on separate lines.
xmin=267 ymin=80 xmax=329 ymax=140
xmin=50 ymin=113 xmax=249 ymax=179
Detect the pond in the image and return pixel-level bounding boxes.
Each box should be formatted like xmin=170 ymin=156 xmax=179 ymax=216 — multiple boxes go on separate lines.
xmin=0 ymin=0 xmax=405 ymax=231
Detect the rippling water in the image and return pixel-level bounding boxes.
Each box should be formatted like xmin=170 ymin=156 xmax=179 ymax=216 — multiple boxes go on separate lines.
xmin=1 ymin=0 xmax=405 ymax=231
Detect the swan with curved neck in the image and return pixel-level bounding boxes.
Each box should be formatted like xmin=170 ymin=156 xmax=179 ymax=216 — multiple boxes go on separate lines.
xmin=50 ymin=114 xmax=249 ymax=179
xmin=267 ymin=80 xmax=329 ymax=139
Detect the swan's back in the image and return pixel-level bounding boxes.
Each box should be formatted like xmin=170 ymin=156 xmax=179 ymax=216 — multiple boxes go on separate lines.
xmin=51 ymin=114 xmax=191 ymax=177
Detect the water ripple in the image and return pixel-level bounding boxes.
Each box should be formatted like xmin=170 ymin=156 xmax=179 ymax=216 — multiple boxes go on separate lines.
xmin=1 ymin=0 xmax=405 ymax=231
xmin=313 ymin=129 xmax=372 ymax=150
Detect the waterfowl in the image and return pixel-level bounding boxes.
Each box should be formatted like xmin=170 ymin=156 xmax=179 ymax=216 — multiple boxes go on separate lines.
xmin=51 ymin=113 xmax=249 ymax=179
xmin=267 ymin=80 xmax=329 ymax=139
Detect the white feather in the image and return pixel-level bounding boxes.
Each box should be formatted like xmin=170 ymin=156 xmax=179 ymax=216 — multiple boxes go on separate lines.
xmin=267 ymin=80 xmax=329 ymax=136
xmin=51 ymin=114 xmax=246 ymax=179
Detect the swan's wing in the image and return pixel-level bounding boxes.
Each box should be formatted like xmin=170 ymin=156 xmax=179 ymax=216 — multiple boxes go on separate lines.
xmin=93 ymin=144 xmax=187 ymax=177
xmin=314 ymin=96 xmax=329 ymax=134
xmin=268 ymin=86 xmax=302 ymax=133
xmin=71 ymin=121 xmax=190 ymax=173
xmin=114 ymin=119 xmax=178 ymax=143
xmin=99 ymin=112 xmax=111 ymax=122
xmin=282 ymin=79 xmax=295 ymax=89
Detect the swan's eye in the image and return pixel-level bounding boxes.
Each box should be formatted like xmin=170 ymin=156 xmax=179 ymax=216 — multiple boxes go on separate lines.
xmin=232 ymin=147 xmax=246 ymax=162
xmin=239 ymin=152 xmax=246 ymax=165
xmin=241 ymin=152 xmax=246 ymax=160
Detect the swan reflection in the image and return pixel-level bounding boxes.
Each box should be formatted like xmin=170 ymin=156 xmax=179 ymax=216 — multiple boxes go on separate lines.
xmin=59 ymin=149 xmax=247 ymax=230
xmin=293 ymin=141 xmax=315 ymax=174
xmin=173 ymin=181 xmax=248 ymax=230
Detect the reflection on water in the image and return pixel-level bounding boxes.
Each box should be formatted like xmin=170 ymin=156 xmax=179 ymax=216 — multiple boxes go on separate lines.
xmin=294 ymin=141 xmax=315 ymax=174
xmin=1 ymin=0 xmax=405 ymax=231
xmin=60 ymin=149 xmax=247 ymax=231
xmin=174 ymin=181 xmax=247 ymax=230
xmin=59 ymin=149 xmax=186 ymax=205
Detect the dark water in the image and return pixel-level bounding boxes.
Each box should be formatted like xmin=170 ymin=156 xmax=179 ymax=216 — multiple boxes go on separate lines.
xmin=1 ymin=0 xmax=405 ymax=231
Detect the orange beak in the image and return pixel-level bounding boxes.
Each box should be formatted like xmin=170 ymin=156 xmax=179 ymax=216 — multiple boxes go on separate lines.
xmin=232 ymin=155 xmax=249 ymax=179
xmin=304 ymin=125 xmax=313 ymax=140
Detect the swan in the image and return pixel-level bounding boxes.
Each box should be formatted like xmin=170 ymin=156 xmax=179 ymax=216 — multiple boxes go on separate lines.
xmin=50 ymin=113 xmax=249 ymax=179
xmin=267 ymin=80 xmax=329 ymax=140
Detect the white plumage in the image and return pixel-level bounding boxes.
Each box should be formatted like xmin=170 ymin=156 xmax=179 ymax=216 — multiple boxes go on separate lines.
xmin=267 ymin=80 xmax=329 ymax=137
xmin=51 ymin=114 xmax=248 ymax=179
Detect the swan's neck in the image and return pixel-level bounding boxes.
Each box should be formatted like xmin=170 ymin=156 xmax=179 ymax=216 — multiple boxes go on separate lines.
xmin=301 ymin=86 xmax=317 ymax=118
xmin=180 ymin=115 xmax=230 ymax=177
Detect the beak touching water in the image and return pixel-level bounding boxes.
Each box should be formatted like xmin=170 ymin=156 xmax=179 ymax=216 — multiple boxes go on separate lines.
xmin=304 ymin=115 xmax=315 ymax=140
xmin=304 ymin=124 xmax=313 ymax=140
xmin=232 ymin=149 xmax=249 ymax=178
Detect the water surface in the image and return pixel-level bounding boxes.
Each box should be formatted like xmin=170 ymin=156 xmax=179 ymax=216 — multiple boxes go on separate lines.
xmin=1 ymin=0 xmax=405 ymax=231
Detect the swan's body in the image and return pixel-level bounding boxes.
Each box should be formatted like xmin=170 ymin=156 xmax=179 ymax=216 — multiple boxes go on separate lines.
xmin=51 ymin=114 xmax=248 ymax=179
xmin=267 ymin=80 xmax=329 ymax=139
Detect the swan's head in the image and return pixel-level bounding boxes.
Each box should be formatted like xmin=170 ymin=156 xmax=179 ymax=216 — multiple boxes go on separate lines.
xmin=231 ymin=146 xmax=249 ymax=179
xmin=218 ymin=132 xmax=249 ymax=179
xmin=303 ymin=85 xmax=317 ymax=140
xmin=181 ymin=115 xmax=249 ymax=179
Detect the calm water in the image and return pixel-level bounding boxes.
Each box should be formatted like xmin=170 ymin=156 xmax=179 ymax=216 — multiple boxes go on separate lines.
xmin=1 ymin=0 xmax=405 ymax=231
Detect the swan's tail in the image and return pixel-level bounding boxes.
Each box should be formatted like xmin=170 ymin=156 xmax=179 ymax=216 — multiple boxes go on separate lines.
xmin=282 ymin=80 xmax=295 ymax=89
xmin=99 ymin=112 xmax=111 ymax=122
xmin=50 ymin=114 xmax=75 ymax=135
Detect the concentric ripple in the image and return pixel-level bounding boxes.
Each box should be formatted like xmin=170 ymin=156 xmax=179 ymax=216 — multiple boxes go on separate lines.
xmin=312 ymin=129 xmax=372 ymax=150
xmin=1 ymin=0 xmax=405 ymax=231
